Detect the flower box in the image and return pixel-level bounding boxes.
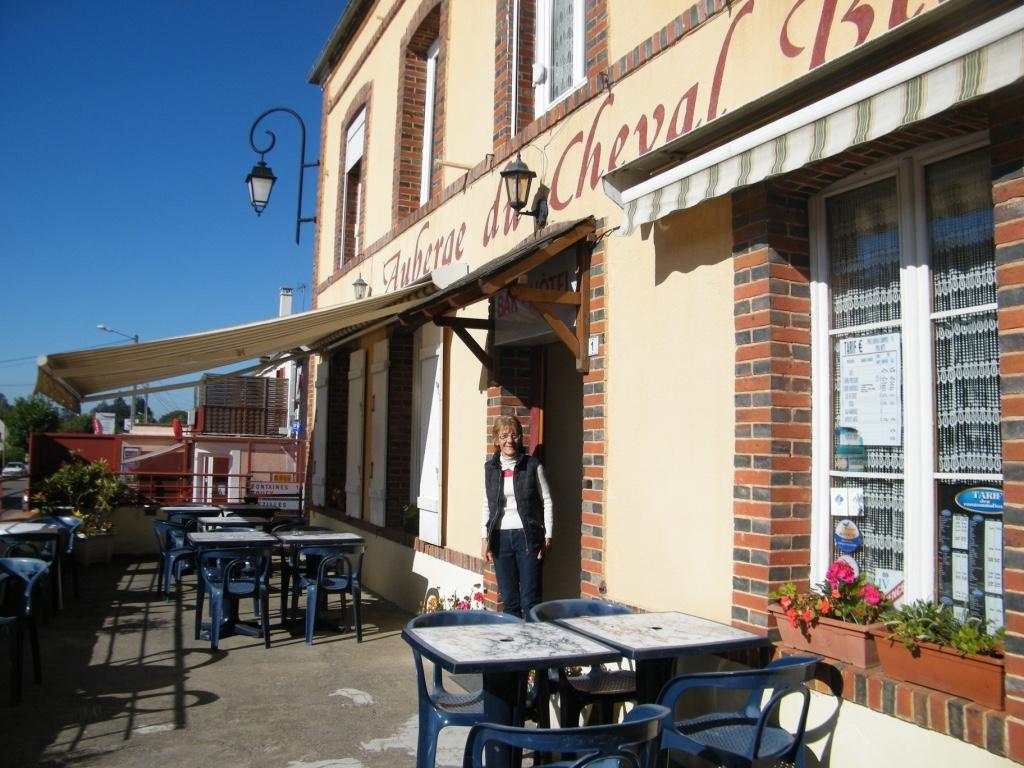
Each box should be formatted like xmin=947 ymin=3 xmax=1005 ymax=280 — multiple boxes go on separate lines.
xmin=870 ymin=627 xmax=1005 ymax=710
xmin=768 ymin=604 xmax=880 ymax=667
xmin=74 ymin=533 xmax=115 ymax=566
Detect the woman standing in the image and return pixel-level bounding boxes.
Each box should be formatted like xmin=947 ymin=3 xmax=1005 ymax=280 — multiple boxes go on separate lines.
xmin=481 ymin=415 xmax=553 ymax=618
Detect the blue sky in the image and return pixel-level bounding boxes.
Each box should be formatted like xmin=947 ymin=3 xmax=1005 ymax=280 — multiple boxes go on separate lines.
xmin=0 ymin=1 xmax=345 ymax=418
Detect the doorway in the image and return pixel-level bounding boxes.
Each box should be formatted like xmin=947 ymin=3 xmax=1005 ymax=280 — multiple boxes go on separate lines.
xmin=540 ymin=341 xmax=583 ymax=600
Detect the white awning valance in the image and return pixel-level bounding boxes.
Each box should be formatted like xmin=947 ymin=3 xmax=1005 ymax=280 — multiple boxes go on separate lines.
xmin=603 ymin=7 xmax=1024 ymax=236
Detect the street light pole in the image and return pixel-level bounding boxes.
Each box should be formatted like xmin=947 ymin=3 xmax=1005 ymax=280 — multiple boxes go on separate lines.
xmin=97 ymin=324 xmax=141 ymax=428
xmin=245 ymin=107 xmax=319 ymax=244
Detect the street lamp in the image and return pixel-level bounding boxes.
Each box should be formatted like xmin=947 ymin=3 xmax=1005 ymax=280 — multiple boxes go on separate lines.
xmin=97 ymin=324 xmax=141 ymax=428
xmin=352 ymin=273 xmax=369 ymax=301
xmin=246 ymin=107 xmax=319 ymax=244
xmin=500 ymin=151 xmax=548 ymax=229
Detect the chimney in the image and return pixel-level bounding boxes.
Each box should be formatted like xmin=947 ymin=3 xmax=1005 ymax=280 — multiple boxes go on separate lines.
xmin=279 ymin=287 xmax=294 ymax=317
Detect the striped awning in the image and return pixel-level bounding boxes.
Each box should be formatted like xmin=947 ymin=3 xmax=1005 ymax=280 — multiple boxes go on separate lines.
xmin=603 ymin=7 xmax=1024 ymax=237
xmin=35 ymin=275 xmax=457 ymax=411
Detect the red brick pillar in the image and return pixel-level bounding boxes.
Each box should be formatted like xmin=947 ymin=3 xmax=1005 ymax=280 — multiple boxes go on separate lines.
xmin=992 ymin=87 xmax=1024 ymax=752
xmin=581 ymin=236 xmax=607 ymax=598
xmin=731 ymin=182 xmax=812 ymax=634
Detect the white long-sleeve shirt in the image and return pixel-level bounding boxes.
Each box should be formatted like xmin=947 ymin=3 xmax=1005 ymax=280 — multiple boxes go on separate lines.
xmin=481 ymin=454 xmax=554 ymax=538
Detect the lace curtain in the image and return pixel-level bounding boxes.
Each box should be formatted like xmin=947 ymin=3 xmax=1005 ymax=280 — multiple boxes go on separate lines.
xmin=929 ymin=149 xmax=1000 ymax=475
xmin=827 ymin=178 xmax=904 ymax=575
xmin=549 ymin=0 xmax=575 ymax=100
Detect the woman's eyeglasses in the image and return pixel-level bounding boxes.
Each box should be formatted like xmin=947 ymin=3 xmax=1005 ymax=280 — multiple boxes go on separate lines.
xmin=497 ymin=433 xmax=519 ymax=442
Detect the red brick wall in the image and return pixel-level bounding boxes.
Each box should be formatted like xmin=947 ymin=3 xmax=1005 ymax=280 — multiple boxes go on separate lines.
xmin=731 ymin=182 xmax=813 ymax=634
xmin=386 ymin=328 xmax=415 ymax=528
xmin=992 ymin=86 xmax=1024 ymax=757
xmin=581 ymin=233 xmax=607 ymax=598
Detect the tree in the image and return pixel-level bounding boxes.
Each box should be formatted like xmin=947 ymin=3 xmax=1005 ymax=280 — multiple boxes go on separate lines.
xmin=59 ymin=413 xmax=95 ymax=433
xmin=158 ymin=409 xmax=188 ymax=425
xmin=6 ymin=395 xmax=61 ymax=451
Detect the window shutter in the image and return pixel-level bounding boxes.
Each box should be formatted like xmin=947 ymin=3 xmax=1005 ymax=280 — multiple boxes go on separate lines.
xmin=417 ymin=340 xmax=444 ymax=544
xmin=345 ymin=349 xmax=366 ymax=518
xmin=368 ymin=340 xmax=389 ymax=527
xmin=311 ymin=359 xmax=330 ymax=506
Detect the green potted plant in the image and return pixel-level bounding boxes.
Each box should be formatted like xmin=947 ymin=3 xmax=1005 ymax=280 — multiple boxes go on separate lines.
xmin=768 ymin=557 xmax=890 ymax=666
xmin=34 ymin=458 xmax=130 ymax=565
xmin=871 ymin=600 xmax=1005 ymax=709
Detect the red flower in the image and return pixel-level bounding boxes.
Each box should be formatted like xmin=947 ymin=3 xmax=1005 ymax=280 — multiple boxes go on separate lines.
xmin=473 ymin=591 xmax=485 ymax=603
xmin=802 ymin=609 xmax=813 ymax=624
xmin=818 ymin=597 xmax=831 ymax=615
xmin=779 ymin=595 xmax=793 ymax=609
xmin=860 ymin=585 xmax=881 ymax=606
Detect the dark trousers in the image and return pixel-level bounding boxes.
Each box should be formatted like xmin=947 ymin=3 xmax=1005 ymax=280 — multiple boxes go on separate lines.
xmin=493 ymin=528 xmax=543 ymax=619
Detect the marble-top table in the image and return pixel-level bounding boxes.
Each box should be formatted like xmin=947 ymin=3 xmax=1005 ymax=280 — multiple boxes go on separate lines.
xmin=196 ymin=516 xmax=273 ymax=531
xmin=556 ymin=611 xmax=768 ymax=702
xmin=403 ymin=620 xmax=621 ymax=768
xmin=187 ymin=530 xmax=279 ymax=548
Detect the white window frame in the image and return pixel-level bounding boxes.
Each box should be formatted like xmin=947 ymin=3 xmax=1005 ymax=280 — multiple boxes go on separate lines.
xmin=420 ymin=39 xmax=440 ymax=206
xmin=809 ymin=132 xmax=994 ymax=603
xmin=533 ymin=0 xmax=584 ymax=117
xmin=341 ymin=108 xmax=367 ymax=266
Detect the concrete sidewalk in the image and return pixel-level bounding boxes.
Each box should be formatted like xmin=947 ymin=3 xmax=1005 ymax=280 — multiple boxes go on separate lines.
xmin=3 ymin=556 xmax=473 ymax=768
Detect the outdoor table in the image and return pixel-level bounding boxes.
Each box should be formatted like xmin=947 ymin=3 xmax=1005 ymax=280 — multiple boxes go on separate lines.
xmin=221 ymin=503 xmax=279 ymax=518
xmin=403 ymin=620 xmax=620 ymax=768
xmin=0 ymin=521 xmax=65 ymax=610
xmin=187 ymin=530 xmax=279 ymax=642
xmin=159 ymin=505 xmax=223 ymax=524
xmin=274 ymin=530 xmax=366 ymax=626
xmin=554 ymin=610 xmax=769 ymax=703
xmin=196 ymin=515 xmax=274 ymax=531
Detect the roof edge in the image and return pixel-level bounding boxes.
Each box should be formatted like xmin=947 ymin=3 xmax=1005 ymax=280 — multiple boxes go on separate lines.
xmin=307 ymin=0 xmax=377 ymax=86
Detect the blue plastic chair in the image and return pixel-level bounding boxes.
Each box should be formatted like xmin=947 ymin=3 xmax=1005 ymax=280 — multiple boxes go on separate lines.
xmin=290 ymin=543 xmax=366 ymax=644
xmin=34 ymin=515 xmax=83 ymax=599
xmin=195 ymin=547 xmax=273 ymax=650
xmin=152 ymin=520 xmax=196 ymax=602
xmin=407 ymin=610 xmax=522 ymax=768
xmin=529 ymin=599 xmax=638 ymax=727
xmin=0 ymin=557 xmax=49 ymax=703
xmin=462 ymin=702 xmax=669 ymax=768
xmin=656 ymin=656 xmax=818 ymax=768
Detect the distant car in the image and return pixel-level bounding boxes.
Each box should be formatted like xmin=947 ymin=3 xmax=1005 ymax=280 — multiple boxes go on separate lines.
xmin=1 ymin=462 xmax=27 ymax=479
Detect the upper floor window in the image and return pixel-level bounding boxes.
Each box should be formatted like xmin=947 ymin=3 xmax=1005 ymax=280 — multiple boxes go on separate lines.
xmin=534 ymin=0 xmax=584 ymax=116
xmin=340 ymin=108 xmax=366 ymax=266
xmin=420 ymin=39 xmax=440 ymax=206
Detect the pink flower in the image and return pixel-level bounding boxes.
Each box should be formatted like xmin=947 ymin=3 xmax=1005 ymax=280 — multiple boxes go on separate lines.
xmin=860 ymin=585 xmax=881 ymax=606
xmin=825 ymin=560 xmax=855 ymax=587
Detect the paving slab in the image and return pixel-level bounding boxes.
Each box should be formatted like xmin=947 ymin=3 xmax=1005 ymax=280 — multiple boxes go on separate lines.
xmin=2 ymin=556 xmax=475 ymax=768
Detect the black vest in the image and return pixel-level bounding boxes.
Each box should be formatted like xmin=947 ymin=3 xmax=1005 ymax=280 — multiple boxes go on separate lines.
xmin=484 ymin=451 xmax=546 ymax=552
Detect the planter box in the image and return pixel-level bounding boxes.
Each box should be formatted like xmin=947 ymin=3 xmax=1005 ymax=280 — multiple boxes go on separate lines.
xmin=74 ymin=534 xmax=115 ymax=566
xmin=870 ymin=627 xmax=1005 ymax=710
xmin=768 ymin=604 xmax=879 ymax=667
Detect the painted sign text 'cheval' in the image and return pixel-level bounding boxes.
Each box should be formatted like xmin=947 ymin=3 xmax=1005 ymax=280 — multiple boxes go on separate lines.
xmin=382 ymin=0 xmax=936 ymax=293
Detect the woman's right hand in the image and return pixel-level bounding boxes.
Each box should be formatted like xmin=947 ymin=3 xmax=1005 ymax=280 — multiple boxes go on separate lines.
xmin=481 ymin=538 xmax=492 ymax=563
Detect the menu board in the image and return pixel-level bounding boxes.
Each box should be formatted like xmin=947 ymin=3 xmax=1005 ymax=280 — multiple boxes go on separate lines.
xmin=839 ymin=333 xmax=902 ymax=446
xmin=937 ymin=483 xmax=1003 ymax=629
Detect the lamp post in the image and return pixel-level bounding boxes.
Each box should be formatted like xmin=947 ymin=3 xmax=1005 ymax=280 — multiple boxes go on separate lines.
xmin=97 ymin=324 xmax=141 ymax=428
xmin=246 ymin=107 xmax=319 ymax=244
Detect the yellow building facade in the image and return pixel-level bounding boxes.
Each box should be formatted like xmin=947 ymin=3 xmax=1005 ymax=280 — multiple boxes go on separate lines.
xmin=304 ymin=1 xmax=1024 ymax=763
